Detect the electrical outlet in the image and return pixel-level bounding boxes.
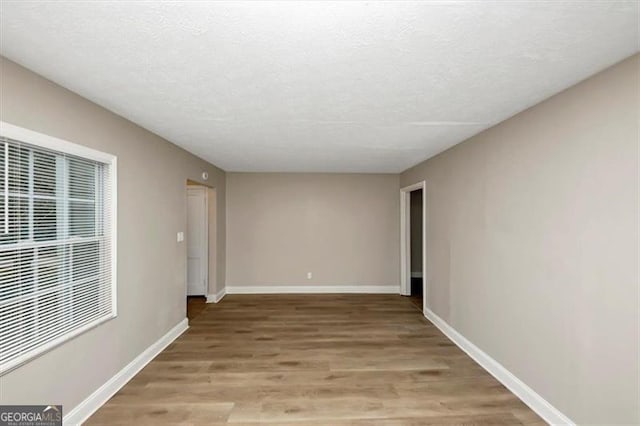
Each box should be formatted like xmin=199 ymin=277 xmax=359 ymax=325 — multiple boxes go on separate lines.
xmin=307 ymin=272 xmax=312 ymax=280
xmin=177 ymin=231 xmax=184 ymax=242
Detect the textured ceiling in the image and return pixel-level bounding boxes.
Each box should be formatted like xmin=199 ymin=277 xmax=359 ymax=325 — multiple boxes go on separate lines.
xmin=0 ymin=1 xmax=638 ymax=172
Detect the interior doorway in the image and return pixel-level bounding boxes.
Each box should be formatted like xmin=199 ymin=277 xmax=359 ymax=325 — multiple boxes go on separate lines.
xmin=400 ymin=181 xmax=426 ymax=313
xmin=187 ymin=185 xmax=208 ymax=296
xmin=185 ymin=180 xmax=217 ymax=320
xmin=409 ymin=188 xmax=423 ymax=310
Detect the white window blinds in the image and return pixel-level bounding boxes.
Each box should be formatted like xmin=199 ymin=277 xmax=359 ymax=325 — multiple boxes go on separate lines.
xmin=0 ymin=130 xmax=116 ymax=374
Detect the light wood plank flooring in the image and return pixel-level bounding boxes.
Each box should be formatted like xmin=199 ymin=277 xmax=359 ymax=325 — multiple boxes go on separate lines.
xmin=87 ymin=295 xmax=543 ymax=425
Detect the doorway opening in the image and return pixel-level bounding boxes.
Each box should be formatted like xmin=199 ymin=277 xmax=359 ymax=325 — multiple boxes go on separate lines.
xmin=400 ymin=181 xmax=426 ymax=313
xmin=186 ymin=180 xmax=217 ymax=320
xmin=409 ymin=188 xmax=423 ymax=310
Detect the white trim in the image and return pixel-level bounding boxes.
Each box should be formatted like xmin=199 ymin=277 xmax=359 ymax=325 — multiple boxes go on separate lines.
xmin=3 ymin=142 xmax=8 ymax=234
xmin=0 ymin=121 xmax=117 ymax=164
xmin=0 ymin=314 xmax=115 ymax=375
xmin=63 ymin=318 xmax=189 ymax=426
xmin=225 ymin=285 xmax=398 ymax=294
xmin=0 ymin=121 xmax=118 ymax=374
xmin=110 ymin=156 xmax=118 ymax=317
xmin=206 ymin=287 xmax=226 ymax=303
xmin=400 ymin=181 xmax=427 ymax=312
xmin=423 ymin=308 xmax=574 ymax=426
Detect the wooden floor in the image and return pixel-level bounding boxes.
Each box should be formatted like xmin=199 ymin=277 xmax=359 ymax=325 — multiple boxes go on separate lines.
xmin=87 ymin=295 xmax=543 ymax=425
xmin=408 ymin=293 xmax=423 ymax=311
xmin=187 ymin=296 xmax=207 ymax=320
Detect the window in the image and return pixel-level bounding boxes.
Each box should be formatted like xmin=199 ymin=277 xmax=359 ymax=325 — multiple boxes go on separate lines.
xmin=0 ymin=122 xmax=116 ymax=374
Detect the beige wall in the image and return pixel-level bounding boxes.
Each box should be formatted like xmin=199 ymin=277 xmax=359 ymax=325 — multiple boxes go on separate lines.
xmin=226 ymin=173 xmax=400 ymax=287
xmin=0 ymin=57 xmax=226 ymax=411
xmin=401 ymin=54 xmax=639 ymax=424
xmin=208 ymin=187 xmax=220 ymax=295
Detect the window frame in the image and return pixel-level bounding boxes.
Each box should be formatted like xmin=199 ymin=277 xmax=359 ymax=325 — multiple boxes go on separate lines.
xmin=0 ymin=121 xmax=117 ymax=375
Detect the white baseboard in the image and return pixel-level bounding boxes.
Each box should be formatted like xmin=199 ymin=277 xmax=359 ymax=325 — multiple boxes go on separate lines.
xmin=423 ymin=308 xmax=574 ymax=426
xmin=63 ymin=318 xmax=189 ymax=425
xmin=206 ymin=288 xmax=226 ymax=303
xmin=225 ymin=285 xmax=399 ymax=294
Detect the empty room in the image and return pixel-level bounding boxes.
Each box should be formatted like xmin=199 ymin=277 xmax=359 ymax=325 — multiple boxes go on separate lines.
xmin=0 ymin=1 xmax=638 ymax=425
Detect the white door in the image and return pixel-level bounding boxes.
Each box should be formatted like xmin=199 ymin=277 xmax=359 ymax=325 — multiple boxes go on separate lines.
xmin=187 ymin=187 xmax=208 ymax=296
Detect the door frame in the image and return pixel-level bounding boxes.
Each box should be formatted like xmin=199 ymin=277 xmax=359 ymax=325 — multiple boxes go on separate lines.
xmin=187 ymin=185 xmax=209 ymax=296
xmin=400 ymin=181 xmax=426 ymax=311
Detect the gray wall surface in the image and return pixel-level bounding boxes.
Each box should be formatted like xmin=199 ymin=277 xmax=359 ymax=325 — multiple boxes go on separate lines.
xmin=226 ymin=173 xmax=400 ymax=288
xmin=400 ymin=54 xmax=639 ymax=424
xmin=0 ymin=57 xmax=226 ymax=412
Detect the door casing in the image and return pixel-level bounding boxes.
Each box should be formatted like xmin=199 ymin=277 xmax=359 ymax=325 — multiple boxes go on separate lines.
xmin=400 ymin=181 xmax=426 ymax=312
